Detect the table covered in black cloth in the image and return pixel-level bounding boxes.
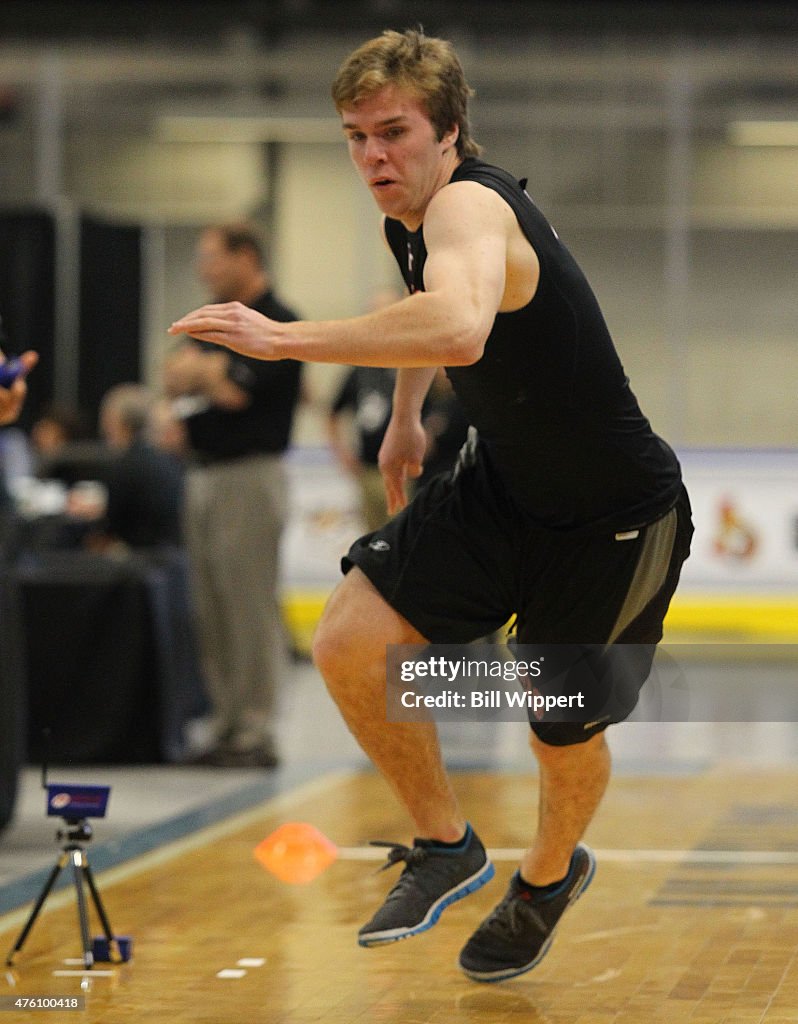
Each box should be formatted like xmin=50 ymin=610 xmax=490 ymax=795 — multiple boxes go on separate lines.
xmin=0 ymin=568 xmax=25 ymax=830
xmin=0 ymin=548 xmax=207 ymax=768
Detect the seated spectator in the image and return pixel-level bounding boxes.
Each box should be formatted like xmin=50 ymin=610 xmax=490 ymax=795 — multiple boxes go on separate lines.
xmin=148 ymin=398 xmax=190 ymax=461
xmin=84 ymin=384 xmax=184 ymax=551
xmin=31 ymin=403 xmax=92 ymax=475
xmin=0 ymin=426 xmax=34 ymax=510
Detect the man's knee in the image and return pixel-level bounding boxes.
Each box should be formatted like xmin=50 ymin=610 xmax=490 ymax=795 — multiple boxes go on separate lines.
xmin=312 ymin=568 xmax=425 ymax=683
xmin=529 ymin=727 xmax=608 ymax=766
xmin=311 ymin=588 xmax=358 ymax=681
xmin=311 ymin=570 xmax=389 ymax=680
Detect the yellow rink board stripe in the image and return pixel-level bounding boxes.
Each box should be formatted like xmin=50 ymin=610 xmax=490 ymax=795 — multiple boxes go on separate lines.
xmin=282 ymin=590 xmax=798 ymax=650
xmin=664 ymin=594 xmax=798 ymax=637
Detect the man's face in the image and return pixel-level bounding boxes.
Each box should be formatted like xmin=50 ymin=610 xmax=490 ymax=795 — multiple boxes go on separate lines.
xmin=195 ymin=230 xmax=245 ymax=302
xmin=341 ymin=83 xmax=457 ymax=229
xmin=99 ymin=405 xmax=127 ymax=450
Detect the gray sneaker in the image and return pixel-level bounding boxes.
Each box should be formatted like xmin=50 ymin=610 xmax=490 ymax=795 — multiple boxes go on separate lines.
xmin=458 ymin=843 xmax=596 ymax=982
xmin=358 ymin=823 xmax=495 ymax=947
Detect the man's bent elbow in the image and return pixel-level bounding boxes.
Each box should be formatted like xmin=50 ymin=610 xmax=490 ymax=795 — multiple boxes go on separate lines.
xmin=443 ymin=326 xmax=487 ymax=366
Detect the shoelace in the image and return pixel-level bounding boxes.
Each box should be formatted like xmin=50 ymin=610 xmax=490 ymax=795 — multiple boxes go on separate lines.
xmin=369 ymin=840 xmax=429 ymax=873
xmin=480 ymin=888 xmax=547 ymax=939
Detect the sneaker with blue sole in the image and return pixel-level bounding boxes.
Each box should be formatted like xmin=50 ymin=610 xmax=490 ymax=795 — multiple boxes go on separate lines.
xmin=358 ymin=823 xmax=495 ymax=947
xmin=458 ymin=842 xmax=596 ymax=982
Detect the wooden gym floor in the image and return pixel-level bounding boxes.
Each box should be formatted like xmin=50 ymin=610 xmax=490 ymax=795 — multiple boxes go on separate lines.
xmin=2 ymin=764 xmax=798 ymax=1024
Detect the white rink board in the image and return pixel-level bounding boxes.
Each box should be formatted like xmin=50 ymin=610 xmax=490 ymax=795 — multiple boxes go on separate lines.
xmin=678 ymin=449 xmax=798 ymax=590
xmin=281 ymin=446 xmax=798 ymax=593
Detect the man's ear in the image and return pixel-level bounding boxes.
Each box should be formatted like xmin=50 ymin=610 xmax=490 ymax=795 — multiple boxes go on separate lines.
xmin=442 ymin=124 xmax=460 ymax=150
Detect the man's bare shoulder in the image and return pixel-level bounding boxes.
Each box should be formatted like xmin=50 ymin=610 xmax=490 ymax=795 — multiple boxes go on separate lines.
xmin=425 ymin=179 xmax=516 ymax=241
xmin=432 ymin=177 xmax=511 ymax=210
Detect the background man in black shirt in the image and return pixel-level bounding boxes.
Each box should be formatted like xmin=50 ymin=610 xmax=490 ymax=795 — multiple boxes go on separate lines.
xmin=327 ymin=364 xmax=395 ymax=532
xmin=164 ymin=223 xmax=302 ymax=769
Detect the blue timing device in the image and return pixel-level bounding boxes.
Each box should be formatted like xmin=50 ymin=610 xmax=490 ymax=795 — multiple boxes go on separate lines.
xmin=46 ymin=783 xmax=111 ymax=820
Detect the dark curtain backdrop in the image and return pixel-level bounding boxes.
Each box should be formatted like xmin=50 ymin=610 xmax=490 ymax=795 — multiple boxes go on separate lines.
xmin=0 ymin=211 xmax=56 ymax=429
xmin=78 ymin=217 xmax=142 ymax=427
xmin=0 ymin=211 xmax=143 ymax=432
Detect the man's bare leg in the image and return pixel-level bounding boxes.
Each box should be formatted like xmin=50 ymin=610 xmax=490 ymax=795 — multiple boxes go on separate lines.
xmin=312 ymin=567 xmax=465 ymax=842
xmin=521 ymin=731 xmax=611 ymax=884
xmin=458 ymin=732 xmax=608 ymax=981
xmin=315 ymin=569 xmax=495 ymax=946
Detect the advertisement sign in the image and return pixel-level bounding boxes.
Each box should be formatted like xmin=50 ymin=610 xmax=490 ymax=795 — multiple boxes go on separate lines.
xmin=678 ymin=450 xmax=798 ymax=590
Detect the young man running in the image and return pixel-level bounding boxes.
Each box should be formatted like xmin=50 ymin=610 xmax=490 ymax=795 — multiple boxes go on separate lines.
xmin=170 ymin=29 xmax=693 ymax=982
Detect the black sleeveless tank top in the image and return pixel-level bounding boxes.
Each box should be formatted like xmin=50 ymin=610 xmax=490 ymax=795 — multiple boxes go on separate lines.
xmin=384 ymin=157 xmax=682 ymax=531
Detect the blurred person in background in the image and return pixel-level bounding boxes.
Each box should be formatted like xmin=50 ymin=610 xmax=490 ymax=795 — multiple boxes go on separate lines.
xmin=328 ymin=290 xmax=466 ymax=530
xmin=327 ymin=365 xmax=395 ymax=532
xmin=327 ymin=288 xmax=401 ymax=532
xmin=148 ymin=397 xmax=190 ymax=461
xmin=414 ymin=367 xmax=470 ymax=492
xmin=164 ymin=223 xmax=302 ymax=769
xmin=30 ymin=402 xmax=112 ymax=500
xmin=0 ymin=350 xmax=37 ymax=510
xmin=0 ymin=337 xmax=36 ymax=428
xmin=0 ymin=359 xmax=37 ymax=427
xmin=79 ymin=383 xmax=184 ymax=552
xmin=30 ymin=402 xmax=91 ymax=473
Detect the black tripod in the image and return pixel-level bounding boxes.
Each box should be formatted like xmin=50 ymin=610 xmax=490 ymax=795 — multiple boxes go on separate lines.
xmin=6 ymin=818 xmax=125 ymax=970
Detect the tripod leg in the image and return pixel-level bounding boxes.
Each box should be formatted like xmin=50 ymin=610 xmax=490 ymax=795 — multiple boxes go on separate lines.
xmin=83 ymin=862 xmax=121 ymax=963
xmin=71 ymin=851 xmax=93 ymax=970
xmin=5 ymin=853 xmax=69 ymax=966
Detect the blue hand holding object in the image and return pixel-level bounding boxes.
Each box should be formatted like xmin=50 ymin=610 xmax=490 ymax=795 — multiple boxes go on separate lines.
xmin=0 ymin=358 xmax=25 ymax=387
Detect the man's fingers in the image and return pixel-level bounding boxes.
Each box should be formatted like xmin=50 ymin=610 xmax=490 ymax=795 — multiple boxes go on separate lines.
xmin=168 ymin=315 xmax=231 ymax=337
xmin=386 ymin=488 xmax=406 ymax=516
xmin=381 ymin=465 xmax=409 ymax=514
xmin=382 ymin=458 xmax=422 ymax=512
xmin=168 ymin=303 xmax=242 ymax=335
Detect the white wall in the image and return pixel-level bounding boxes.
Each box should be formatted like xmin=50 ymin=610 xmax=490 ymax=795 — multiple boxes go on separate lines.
xmin=2 ymin=82 xmax=796 ymax=451
xmin=272 ymin=141 xmax=401 ymax=439
xmin=136 ymin=142 xmax=797 ymax=450
xmin=66 ymin=135 xmax=267 ymax=224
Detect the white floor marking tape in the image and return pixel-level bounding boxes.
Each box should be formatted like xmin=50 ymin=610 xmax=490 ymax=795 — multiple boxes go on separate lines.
xmin=53 ymin=969 xmax=115 ymax=977
xmin=335 ymin=846 xmax=798 ymax=866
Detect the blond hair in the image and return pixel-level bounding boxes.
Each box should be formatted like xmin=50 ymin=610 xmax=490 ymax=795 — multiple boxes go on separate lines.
xmin=332 ymin=29 xmax=481 ymax=158
xmin=100 ymin=383 xmax=152 ymax=439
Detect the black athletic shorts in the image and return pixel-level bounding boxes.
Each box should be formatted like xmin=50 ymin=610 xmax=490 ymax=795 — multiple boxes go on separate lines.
xmin=343 ymin=439 xmax=694 ymax=746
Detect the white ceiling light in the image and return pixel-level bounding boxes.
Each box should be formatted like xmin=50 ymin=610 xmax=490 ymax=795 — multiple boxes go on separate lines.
xmin=728 ymin=120 xmax=798 ymax=147
xmin=156 ymin=115 xmax=341 ymax=144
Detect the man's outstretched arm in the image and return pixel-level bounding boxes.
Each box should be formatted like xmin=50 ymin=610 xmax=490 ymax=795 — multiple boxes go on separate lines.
xmin=168 ymin=181 xmax=508 ymax=369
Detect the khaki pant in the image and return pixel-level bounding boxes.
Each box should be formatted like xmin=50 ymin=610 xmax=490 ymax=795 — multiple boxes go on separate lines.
xmin=358 ymin=465 xmax=391 ymax=533
xmin=183 ymin=454 xmax=287 ymax=753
